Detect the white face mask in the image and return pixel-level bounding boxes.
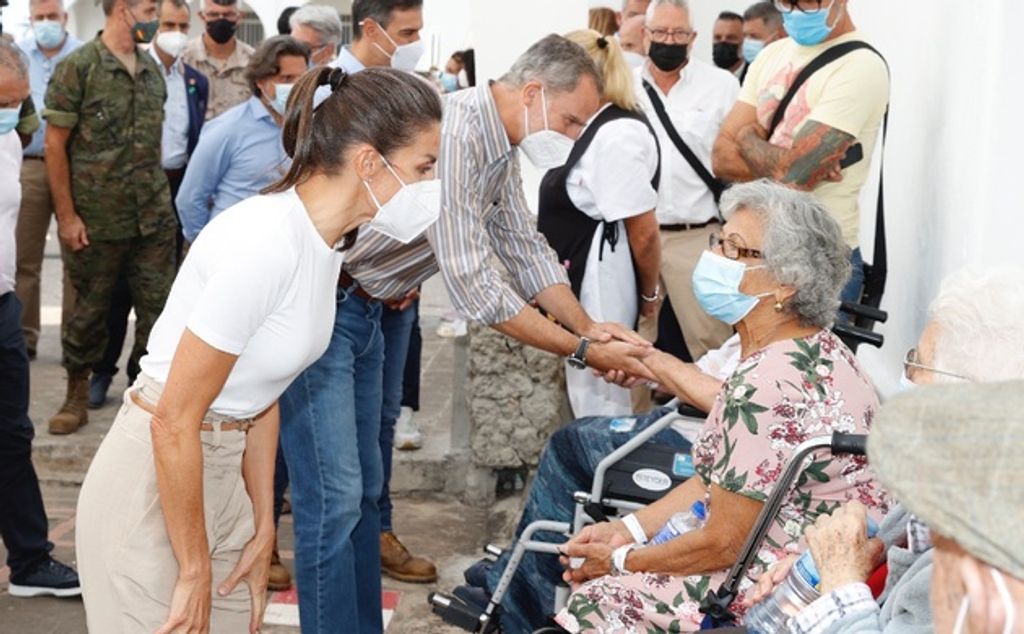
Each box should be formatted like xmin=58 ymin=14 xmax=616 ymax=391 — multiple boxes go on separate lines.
xmin=898 ymin=369 xmax=916 ymax=393
xmin=155 ymin=30 xmax=188 ymax=59
xmin=373 ymin=27 xmax=425 ymax=72
xmin=953 ymin=568 xmax=1017 ymax=634
xmin=622 ymin=50 xmax=646 ymax=70
xmin=362 ymin=156 xmax=440 ymax=244
xmin=518 ymin=87 xmax=574 ymax=170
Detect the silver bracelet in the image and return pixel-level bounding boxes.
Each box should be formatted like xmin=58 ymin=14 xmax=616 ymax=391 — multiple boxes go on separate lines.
xmin=640 ymin=285 xmax=662 ymax=303
xmin=611 ymin=543 xmax=639 ymax=576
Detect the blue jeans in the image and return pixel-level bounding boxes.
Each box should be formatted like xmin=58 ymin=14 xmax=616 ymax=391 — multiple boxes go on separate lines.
xmin=485 ymin=408 xmax=690 ymax=634
xmin=279 ymin=286 xmax=385 ymax=634
xmin=841 ymin=248 xmax=865 ymax=305
xmin=378 ymin=303 xmax=417 ymax=533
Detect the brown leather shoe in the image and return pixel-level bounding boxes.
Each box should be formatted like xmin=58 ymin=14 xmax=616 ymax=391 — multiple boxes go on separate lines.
xmin=268 ymin=549 xmax=292 ymax=591
xmin=380 ymin=531 xmax=437 ymax=583
xmin=48 ymin=369 xmax=90 ymax=435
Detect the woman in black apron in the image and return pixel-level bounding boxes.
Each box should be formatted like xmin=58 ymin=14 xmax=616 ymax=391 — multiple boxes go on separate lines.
xmin=538 ymin=29 xmax=662 ymax=417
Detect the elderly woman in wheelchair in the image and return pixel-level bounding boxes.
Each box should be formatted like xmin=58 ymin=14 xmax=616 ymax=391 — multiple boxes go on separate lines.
xmin=437 ymin=180 xmax=893 ymax=634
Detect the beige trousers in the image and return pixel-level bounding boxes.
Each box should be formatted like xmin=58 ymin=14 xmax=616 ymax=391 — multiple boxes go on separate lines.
xmin=14 ymin=159 xmax=76 ymax=351
xmin=76 ymin=376 xmax=255 ymax=632
xmin=634 ymin=225 xmax=733 ymax=412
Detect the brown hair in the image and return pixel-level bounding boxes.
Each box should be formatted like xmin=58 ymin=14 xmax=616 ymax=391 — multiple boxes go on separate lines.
xmin=588 ymin=8 xmax=618 ymax=37
xmin=245 ymin=35 xmax=311 ymax=98
xmin=265 ymin=66 xmax=442 ymax=249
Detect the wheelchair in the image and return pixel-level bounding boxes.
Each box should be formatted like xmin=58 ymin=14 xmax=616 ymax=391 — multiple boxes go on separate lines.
xmin=429 ymin=303 xmax=887 ymax=633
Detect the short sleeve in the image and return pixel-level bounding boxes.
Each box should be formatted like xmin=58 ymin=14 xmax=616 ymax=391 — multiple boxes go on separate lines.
xmin=738 ymin=41 xmax=774 ymax=107
xmin=43 ymin=55 xmax=85 ymax=129
xmin=580 ymin=119 xmax=659 ymax=223
xmin=185 ymin=238 xmax=294 ymax=355
xmin=806 ymin=53 xmax=889 ymax=138
xmin=17 ymin=97 xmax=40 ymax=136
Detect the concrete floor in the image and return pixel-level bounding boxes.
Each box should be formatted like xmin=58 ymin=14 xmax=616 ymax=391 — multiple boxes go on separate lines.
xmin=0 ymin=221 xmax=512 ymax=633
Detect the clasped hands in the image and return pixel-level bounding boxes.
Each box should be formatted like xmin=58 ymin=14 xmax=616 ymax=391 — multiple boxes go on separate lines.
xmin=577 ymin=321 xmax=659 ymax=384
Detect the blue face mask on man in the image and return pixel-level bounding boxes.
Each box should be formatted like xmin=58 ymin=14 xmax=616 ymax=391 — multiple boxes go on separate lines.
xmin=270 ymin=83 xmax=293 ymax=116
xmin=742 ymin=38 xmax=765 ymax=63
xmin=692 ymin=250 xmax=773 ymax=325
xmin=783 ymin=1 xmax=845 ymax=47
xmin=33 ymin=20 xmax=66 ymax=50
xmin=0 ymin=107 xmax=21 ymax=135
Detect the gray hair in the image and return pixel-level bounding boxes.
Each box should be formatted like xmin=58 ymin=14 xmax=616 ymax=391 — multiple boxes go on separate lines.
xmin=645 ymin=0 xmax=690 ymax=25
xmin=289 ymin=5 xmax=345 ymax=47
xmin=499 ymin=34 xmax=603 ymax=95
xmin=743 ymin=1 xmax=783 ymax=28
xmin=928 ymin=268 xmax=1024 ymax=383
xmin=29 ymin=0 xmax=66 ymax=8
xmin=721 ymin=180 xmax=851 ymax=328
xmin=0 ymin=40 xmax=29 ymax=79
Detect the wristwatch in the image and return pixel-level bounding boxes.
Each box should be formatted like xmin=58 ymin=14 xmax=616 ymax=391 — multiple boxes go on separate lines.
xmin=567 ymin=337 xmax=591 ymax=370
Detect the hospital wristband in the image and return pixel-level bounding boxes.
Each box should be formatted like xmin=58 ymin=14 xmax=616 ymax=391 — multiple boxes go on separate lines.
xmin=622 ymin=513 xmax=649 ymax=545
xmin=611 ymin=543 xmax=639 ymax=576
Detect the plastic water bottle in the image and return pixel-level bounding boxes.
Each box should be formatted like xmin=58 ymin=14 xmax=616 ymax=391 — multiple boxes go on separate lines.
xmin=745 ymin=518 xmax=880 ymax=633
xmin=650 ymin=501 xmax=707 ymax=545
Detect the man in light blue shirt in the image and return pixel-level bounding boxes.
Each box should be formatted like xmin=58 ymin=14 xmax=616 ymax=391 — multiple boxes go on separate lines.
xmin=174 ymin=35 xmax=308 ymax=243
xmin=14 ymin=0 xmax=81 ymax=359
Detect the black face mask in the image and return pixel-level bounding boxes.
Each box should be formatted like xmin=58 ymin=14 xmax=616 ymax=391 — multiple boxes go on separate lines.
xmin=648 ymin=41 xmax=689 ymax=72
xmin=206 ymin=18 xmax=237 ymax=44
xmin=713 ymin=42 xmax=741 ymax=69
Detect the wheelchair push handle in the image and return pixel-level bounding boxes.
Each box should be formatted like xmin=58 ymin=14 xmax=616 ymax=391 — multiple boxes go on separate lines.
xmin=830 ymin=433 xmax=868 ymax=457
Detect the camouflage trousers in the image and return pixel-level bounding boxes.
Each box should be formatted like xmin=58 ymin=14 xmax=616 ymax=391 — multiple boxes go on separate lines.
xmin=62 ymin=227 xmax=176 ymax=373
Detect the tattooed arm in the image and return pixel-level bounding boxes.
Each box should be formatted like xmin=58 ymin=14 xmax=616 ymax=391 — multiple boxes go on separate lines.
xmin=713 ymin=101 xmax=760 ymax=182
xmin=736 ymin=120 xmax=856 ymax=191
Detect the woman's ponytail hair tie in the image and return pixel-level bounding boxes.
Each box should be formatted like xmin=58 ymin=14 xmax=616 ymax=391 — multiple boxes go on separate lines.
xmin=323 ymin=67 xmax=348 ymax=92
xmin=596 ymin=36 xmax=609 ymax=49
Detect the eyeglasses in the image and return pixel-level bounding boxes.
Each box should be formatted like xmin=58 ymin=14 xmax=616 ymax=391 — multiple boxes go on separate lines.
xmin=903 ymin=348 xmax=971 ymax=382
xmin=772 ymin=0 xmax=829 ymax=14
xmin=645 ymin=27 xmax=694 ymax=44
xmin=709 ymin=232 xmax=763 ymax=261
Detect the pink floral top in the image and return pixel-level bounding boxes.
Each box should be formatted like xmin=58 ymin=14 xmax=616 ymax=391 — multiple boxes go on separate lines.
xmin=692 ymin=329 xmax=891 ymax=581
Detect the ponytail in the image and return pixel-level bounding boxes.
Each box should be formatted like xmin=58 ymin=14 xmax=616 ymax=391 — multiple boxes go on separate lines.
xmin=565 ymin=29 xmax=638 ymax=111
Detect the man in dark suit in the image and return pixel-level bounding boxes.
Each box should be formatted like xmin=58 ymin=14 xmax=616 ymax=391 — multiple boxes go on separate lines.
xmin=87 ymin=0 xmax=210 ymax=409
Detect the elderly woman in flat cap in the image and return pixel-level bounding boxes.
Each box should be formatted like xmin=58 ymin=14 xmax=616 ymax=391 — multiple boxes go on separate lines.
xmin=747 ymin=267 xmax=1024 ymax=633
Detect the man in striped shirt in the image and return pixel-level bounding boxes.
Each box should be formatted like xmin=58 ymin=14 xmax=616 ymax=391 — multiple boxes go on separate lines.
xmin=278 ymin=33 xmax=654 ymax=630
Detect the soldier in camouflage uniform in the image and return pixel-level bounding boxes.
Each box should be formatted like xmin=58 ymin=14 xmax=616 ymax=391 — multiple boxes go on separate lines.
xmin=42 ymin=0 xmax=176 ymax=435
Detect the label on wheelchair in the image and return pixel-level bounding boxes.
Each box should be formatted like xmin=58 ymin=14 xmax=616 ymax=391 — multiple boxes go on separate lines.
xmin=632 ymin=468 xmax=672 ymax=492
xmin=609 ymin=417 xmax=637 ymax=432
xmin=673 ymin=453 xmax=695 ymax=478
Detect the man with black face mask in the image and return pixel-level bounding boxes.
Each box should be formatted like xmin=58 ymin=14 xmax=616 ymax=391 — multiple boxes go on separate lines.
xmin=712 ymin=10 xmax=746 ymax=81
xmin=633 ymin=0 xmax=739 ymax=370
xmin=182 ymin=0 xmax=253 ymax=120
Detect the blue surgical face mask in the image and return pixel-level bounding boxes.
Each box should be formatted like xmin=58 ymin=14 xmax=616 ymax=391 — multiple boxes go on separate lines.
xmin=33 ymin=19 xmax=66 ymax=50
xmin=897 ymin=369 xmax=916 ymax=393
xmin=783 ymin=2 xmax=844 ymax=47
xmin=0 ymin=107 xmax=20 ymax=135
xmin=742 ymin=38 xmax=765 ymax=63
xmin=692 ymin=250 xmax=772 ymax=325
xmin=270 ymin=83 xmax=293 ymax=115
xmin=439 ymin=72 xmax=459 ymax=93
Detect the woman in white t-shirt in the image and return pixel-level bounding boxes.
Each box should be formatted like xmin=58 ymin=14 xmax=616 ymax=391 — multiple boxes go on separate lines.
xmin=537 ymin=30 xmax=662 ymax=417
xmin=74 ymin=67 xmax=443 ymax=633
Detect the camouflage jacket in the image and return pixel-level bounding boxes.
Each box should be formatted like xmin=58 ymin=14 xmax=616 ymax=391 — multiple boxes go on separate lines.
xmin=43 ymin=37 xmax=174 ymax=240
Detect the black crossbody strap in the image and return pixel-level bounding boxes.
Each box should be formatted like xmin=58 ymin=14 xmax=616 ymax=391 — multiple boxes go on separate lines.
xmin=767 ymin=41 xmax=882 ymax=138
xmin=642 ymin=80 xmax=724 ymax=205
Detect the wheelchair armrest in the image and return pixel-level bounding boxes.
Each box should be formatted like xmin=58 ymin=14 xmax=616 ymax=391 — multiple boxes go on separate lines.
xmin=840 ymin=301 xmax=888 ymax=324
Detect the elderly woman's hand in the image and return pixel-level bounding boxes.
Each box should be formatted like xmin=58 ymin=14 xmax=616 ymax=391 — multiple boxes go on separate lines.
xmin=744 ymin=554 xmax=799 ymax=607
xmin=804 ymin=501 xmax=886 ymax=594
xmin=561 ymin=541 xmax=617 ymax=584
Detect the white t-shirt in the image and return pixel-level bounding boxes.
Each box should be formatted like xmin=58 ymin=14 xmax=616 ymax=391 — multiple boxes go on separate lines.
xmin=139 ymin=188 xmax=345 ymax=418
xmin=0 ymin=131 xmax=23 ymax=296
xmin=633 ymin=60 xmax=739 ymax=225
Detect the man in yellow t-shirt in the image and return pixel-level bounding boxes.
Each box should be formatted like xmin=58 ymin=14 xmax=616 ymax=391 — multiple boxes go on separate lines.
xmin=712 ymin=0 xmax=888 ymax=303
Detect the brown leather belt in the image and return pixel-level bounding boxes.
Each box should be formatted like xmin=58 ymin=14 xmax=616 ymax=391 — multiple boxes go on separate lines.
xmin=23 ymin=155 xmax=44 ymax=161
xmin=660 ymin=218 xmax=720 ymax=232
xmin=338 ymin=270 xmax=377 ymax=302
xmin=130 ymin=390 xmax=255 ymax=433
xmin=164 ymin=167 xmax=186 ymax=182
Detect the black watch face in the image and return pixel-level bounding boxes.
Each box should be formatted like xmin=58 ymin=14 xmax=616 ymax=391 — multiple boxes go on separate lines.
xmin=567 ymin=357 xmax=587 ymax=370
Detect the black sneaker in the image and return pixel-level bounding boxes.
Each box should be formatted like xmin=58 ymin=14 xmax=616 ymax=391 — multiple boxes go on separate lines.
xmin=7 ymin=557 xmax=82 ymax=598
xmin=88 ymin=372 xmax=113 ymax=409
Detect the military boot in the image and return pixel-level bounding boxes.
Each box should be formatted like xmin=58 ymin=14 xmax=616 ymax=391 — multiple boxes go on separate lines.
xmin=48 ymin=369 xmax=90 ymax=435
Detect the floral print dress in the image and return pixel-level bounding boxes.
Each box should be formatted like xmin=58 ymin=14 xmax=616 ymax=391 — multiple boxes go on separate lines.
xmin=556 ymin=330 xmax=891 ymax=633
